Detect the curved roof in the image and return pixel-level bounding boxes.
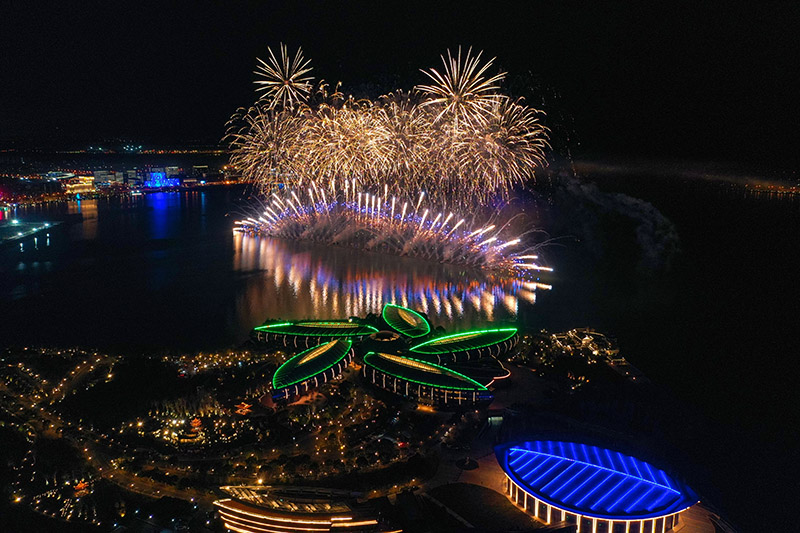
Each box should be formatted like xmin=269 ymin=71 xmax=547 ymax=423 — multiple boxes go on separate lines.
xmin=273 ymin=340 xmax=353 ymax=390
xmin=409 ymin=328 xmax=517 ymax=355
xmin=496 ymin=441 xmax=698 ymax=520
xmin=381 ymin=304 xmax=431 ymax=338
xmin=219 ymin=485 xmax=356 ymax=514
xmin=255 ymin=320 xmax=378 ymax=337
xmin=363 ymin=352 xmax=488 ymax=391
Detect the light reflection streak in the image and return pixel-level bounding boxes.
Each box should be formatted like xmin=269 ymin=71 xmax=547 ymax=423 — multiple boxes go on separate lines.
xmin=232 ymin=233 xmax=551 ymax=327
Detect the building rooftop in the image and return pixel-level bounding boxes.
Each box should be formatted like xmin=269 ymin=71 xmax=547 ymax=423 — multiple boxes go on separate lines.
xmin=496 ymin=440 xmax=698 ymax=521
xmin=219 ymin=485 xmax=357 ymax=514
xmin=363 ymin=352 xmax=488 ymax=392
xmin=255 ymin=320 xmax=379 ymax=338
xmin=410 ymin=328 xmax=517 ymax=355
xmin=273 ymin=339 xmax=353 ymax=391
xmin=381 ymin=303 xmax=431 ymax=338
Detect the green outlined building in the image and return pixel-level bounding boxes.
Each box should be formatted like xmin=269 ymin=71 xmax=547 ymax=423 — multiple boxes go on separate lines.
xmin=362 ymin=351 xmax=493 ymax=407
xmin=272 ymin=339 xmax=354 ymax=400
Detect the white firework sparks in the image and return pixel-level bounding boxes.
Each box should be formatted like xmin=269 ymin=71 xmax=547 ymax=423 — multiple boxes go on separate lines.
xmin=234 ymin=182 xmax=552 ymax=278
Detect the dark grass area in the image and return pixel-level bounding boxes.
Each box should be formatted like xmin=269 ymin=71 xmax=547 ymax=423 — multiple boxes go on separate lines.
xmin=428 ymin=483 xmax=542 ymax=531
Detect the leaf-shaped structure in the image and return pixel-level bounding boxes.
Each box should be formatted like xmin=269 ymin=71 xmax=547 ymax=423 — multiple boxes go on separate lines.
xmin=381 ymin=303 xmax=431 ymax=338
xmin=363 ymin=352 xmax=487 ymax=392
xmin=496 ymin=441 xmax=698 ymax=520
xmin=272 ymin=340 xmax=353 ymax=398
xmin=409 ymin=327 xmax=518 ymax=362
xmin=254 ymin=320 xmax=378 ymax=338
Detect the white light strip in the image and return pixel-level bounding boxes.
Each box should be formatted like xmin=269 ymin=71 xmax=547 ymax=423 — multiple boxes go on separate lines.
xmin=331 ymin=519 xmax=379 ymax=528
xmin=504 ymin=474 xmax=695 ymax=525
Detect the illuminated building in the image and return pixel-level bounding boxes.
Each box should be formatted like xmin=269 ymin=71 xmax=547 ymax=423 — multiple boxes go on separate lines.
xmin=272 ymin=340 xmax=354 ymax=401
xmin=380 ymin=303 xmax=430 ymax=338
xmin=45 ymin=171 xmax=76 ymax=181
xmin=64 ymin=176 xmax=95 ymax=196
xmin=409 ymin=328 xmax=518 ymax=363
xmin=143 ymin=171 xmax=180 ymax=188
xmin=495 ymin=440 xmax=698 ymax=533
xmin=163 ymin=418 xmax=206 ymax=446
xmin=234 ymin=402 xmax=253 ymax=415
xmin=213 ymin=485 xmax=402 ymax=533
xmin=359 ymin=330 xmax=406 ymax=357
xmin=362 ymin=351 xmax=492 ymax=407
xmin=73 ymin=481 xmax=90 ymax=498
xmin=253 ymin=320 xmax=379 ymax=348
xmin=93 ymin=170 xmax=124 ymax=186
xmin=124 ymin=169 xmax=141 ymax=185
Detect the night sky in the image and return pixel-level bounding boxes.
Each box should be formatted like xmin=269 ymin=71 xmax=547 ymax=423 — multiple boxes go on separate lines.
xmin=2 ymin=2 xmax=798 ymax=167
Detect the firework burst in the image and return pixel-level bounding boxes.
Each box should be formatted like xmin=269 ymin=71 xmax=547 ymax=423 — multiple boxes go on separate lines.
xmin=417 ymin=46 xmax=506 ymax=130
xmin=227 ymin=45 xmax=550 ymax=204
xmin=254 ymin=43 xmax=314 ymax=109
xmin=228 ymin=45 xmax=553 ymax=277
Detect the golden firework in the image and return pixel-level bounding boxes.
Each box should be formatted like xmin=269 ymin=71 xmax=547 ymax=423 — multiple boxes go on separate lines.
xmin=228 ymin=46 xmax=550 ymax=203
xmin=254 ymin=43 xmax=313 ymax=109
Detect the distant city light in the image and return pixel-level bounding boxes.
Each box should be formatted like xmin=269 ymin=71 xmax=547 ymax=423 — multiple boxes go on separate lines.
xmin=144 ymin=172 xmax=180 ymax=189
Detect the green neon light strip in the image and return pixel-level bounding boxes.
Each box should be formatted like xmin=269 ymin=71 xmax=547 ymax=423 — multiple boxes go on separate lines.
xmin=363 ymin=352 xmax=488 ymax=391
xmin=296 ymin=321 xmax=361 ymax=328
xmin=382 ymin=303 xmax=431 ymax=338
xmin=273 ymin=339 xmax=353 ymax=390
xmin=254 ymin=322 xmax=379 ymax=336
xmin=254 ymin=322 xmax=292 ymax=329
xmin=409 ymin=328 xmax=518 ymax=353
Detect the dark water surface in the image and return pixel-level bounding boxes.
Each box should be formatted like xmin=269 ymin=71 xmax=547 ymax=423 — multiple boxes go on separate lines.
xmin=1 ymin=181 xmax=798 ymax=530
xmin=0 ymin=189 xmax=542 ymax=350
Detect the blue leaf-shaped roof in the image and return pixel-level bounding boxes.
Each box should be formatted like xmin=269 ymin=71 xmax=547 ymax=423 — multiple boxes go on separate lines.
xmin=496 ymin=441 xmax=698 ymax=520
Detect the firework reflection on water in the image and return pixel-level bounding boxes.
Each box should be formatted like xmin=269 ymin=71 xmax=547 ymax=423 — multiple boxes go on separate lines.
xmin=232 ymin=233 xmax=550 ymax=328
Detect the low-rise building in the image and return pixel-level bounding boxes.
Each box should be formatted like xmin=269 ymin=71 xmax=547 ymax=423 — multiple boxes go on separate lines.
xmin=496 ymin=440 xmax=698 ymax=533
xmin=214 ymin=485 xmax=402 ymax=533
xmin=362 ymin=351 xmax=493 ymax=408
xmin=272 ymin=339 xmax=354 ymax=401
xmin=252 ymin=320 xmax=379 ymax=349
xmin=409 ymin=327 xmax=518 ymax=363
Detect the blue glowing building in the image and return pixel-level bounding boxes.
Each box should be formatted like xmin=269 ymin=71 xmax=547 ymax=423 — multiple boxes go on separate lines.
xmin=495 ymin=440 xmax=698 ymax=533
xmin=144 ymin=171 xmax=180 ymax=189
